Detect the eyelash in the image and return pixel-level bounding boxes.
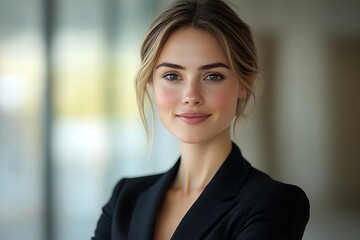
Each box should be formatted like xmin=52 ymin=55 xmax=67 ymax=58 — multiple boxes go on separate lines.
xmin=163 ymin=73 xmax=180 ymax=81
xmin=162 ymin=73 xmax=224 ymax=82
xmin=205 ymin=73 xmax=224 ymax=81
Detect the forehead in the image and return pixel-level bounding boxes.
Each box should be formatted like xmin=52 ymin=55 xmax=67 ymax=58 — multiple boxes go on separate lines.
xmin=156 ymin=27 xmax=229 ymax=66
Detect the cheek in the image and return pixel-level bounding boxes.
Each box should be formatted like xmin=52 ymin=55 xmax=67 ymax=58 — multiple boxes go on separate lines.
xmin=209 ymin=88 xmax=239 ymax=113
xmin=153 ymin=84 xmax=178 ymax=111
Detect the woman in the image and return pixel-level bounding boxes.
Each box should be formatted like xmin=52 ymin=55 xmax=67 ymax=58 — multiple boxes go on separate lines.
xmin=93 ymin=0 xmax=310 ymax=239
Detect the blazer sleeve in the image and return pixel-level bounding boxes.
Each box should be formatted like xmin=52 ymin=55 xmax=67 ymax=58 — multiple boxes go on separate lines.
xmin=235 ymin=184 xmax=310 ymax=240
xmin=92 ymin=179 xmax=125 ymax=240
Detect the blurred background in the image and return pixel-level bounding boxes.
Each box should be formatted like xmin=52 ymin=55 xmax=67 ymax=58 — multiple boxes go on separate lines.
xmin=0 ymin=0 xmax=359 ymax=239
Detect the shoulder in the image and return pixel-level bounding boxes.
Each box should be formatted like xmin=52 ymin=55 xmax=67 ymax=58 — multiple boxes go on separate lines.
xmin=233 ymin=165 xmax=310 ymax=239
xmin=92 ymin=173 xmax=165 ymax=239
xmin=110 ymin=173 xmax=164 ymax=202
xmin=243 ymin=166 xmax=309 ymax=205
xmin=230 ymin=143 xmax=309 ymax=208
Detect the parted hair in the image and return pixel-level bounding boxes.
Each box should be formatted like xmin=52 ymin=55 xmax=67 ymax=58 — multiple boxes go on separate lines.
xmin=135 ymin=0 xmax=259 ymax=142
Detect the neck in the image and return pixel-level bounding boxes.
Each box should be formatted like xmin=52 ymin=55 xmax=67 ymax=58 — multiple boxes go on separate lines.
xmin=173 ymin=129 xmax=233 ymax=195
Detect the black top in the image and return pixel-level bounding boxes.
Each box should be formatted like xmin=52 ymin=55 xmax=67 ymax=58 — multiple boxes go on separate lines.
xmin=92 ymin=143 xmax=310 ymax=240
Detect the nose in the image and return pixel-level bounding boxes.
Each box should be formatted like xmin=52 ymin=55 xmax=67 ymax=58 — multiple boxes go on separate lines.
xmin=182 ymin=81 xmax=203 ymax=105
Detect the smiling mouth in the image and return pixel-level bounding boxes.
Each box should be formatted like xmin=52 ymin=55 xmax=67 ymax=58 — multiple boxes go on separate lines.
xmin=176 ymin=113 xmax=212 ymax=125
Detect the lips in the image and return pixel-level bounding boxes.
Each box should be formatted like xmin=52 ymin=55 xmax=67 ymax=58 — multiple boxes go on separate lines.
xmin=176 ymin=112 xmax=212 ymax=125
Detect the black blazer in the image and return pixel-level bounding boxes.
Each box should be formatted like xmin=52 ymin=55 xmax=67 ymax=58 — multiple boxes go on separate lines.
xmin=93 ymin=143 xmax=310 ymax=240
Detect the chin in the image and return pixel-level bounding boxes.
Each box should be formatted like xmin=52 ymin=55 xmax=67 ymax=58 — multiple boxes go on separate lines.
xmin=172 ymin=132 xmax=216 ymax=145
xmin=170 ymin=125 xmax=232 ymax=145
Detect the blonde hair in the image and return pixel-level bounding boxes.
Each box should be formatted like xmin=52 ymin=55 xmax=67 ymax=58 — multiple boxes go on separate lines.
xmin=135 ymin=0 xmax=258 ymax=145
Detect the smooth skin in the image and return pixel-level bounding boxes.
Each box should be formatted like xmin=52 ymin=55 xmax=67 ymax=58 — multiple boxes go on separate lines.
xmin=152 ymin=27 xmax=248 ymax=240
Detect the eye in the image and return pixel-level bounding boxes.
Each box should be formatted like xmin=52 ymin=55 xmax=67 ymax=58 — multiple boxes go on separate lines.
xmin=204 ymin=73 xmax=224 ymax=81
xmin=163 ymin=73 xmax=181 ymax=81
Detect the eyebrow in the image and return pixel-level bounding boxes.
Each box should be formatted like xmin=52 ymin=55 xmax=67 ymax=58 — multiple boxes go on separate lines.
xmin=155 ymin=62 xmax=229 ymax=70
xmin=156 ymin=62 xmax=185 ymax=70
xmin=199 ymin=63 xmax=229 ymax=70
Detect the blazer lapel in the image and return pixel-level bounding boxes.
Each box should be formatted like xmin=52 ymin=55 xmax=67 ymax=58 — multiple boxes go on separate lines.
xmin=172 ymin=144 xmax=250 ymax=240
xmin=127 ymin=143 xmax=250 ymax=240
xmin=128 ymin=160 xmax=180 ymax=240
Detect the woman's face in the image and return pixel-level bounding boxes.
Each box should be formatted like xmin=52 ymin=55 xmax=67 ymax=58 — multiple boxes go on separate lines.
xmin=152 ymin=27 xmax=245 ymax=144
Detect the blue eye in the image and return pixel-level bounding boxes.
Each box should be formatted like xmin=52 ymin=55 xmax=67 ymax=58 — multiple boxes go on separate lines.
xmin=163 ymin=73 xmax=180 ymax=81
xmin=205 ymin=74 xmax=224 ymax=81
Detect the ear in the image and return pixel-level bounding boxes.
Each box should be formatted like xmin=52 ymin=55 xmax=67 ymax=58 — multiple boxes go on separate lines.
xmin=238 ymin=74 xmax=253 ymax=99
xmin=149 ymin=78 xmax=154 ymax=89
xmin=238 ymin=85 xmax=247 ymax=99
